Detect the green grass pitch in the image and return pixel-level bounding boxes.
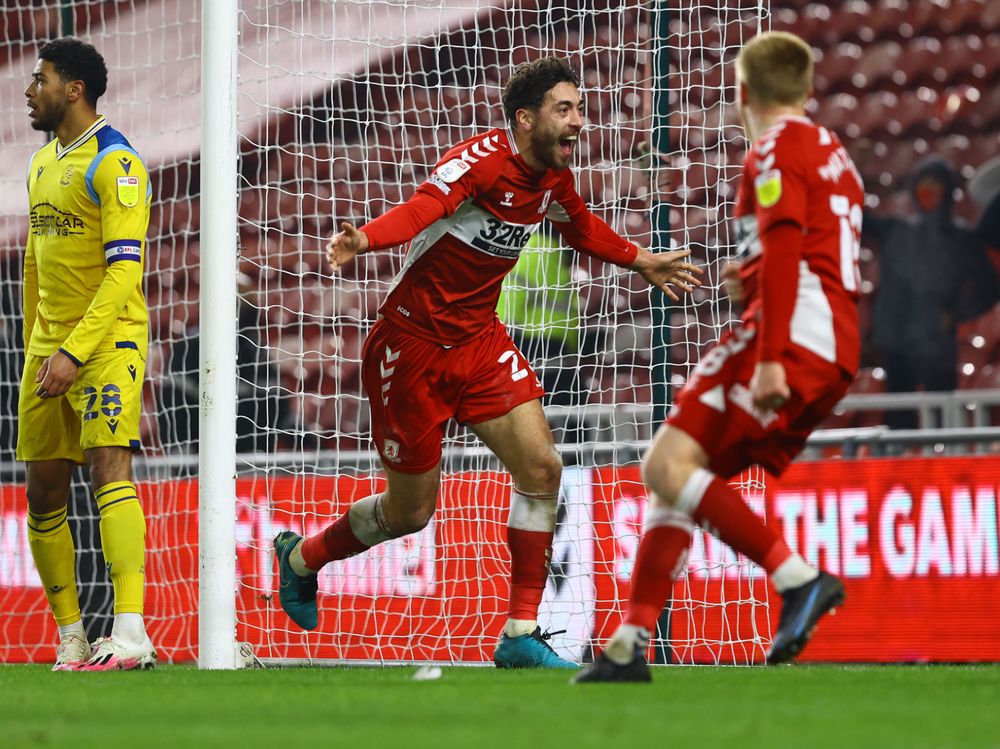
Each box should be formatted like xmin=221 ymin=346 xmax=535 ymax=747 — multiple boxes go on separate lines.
xmin=2 ymin=664 xmax=997 ymax=748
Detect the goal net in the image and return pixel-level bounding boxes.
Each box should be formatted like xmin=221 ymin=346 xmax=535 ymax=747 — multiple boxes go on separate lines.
xmin=0 ymin=0 xmax=772 ymax=666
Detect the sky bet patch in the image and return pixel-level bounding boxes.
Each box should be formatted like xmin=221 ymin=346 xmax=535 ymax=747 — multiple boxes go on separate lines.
xmin=754 ymin=169 xmax=782 ymax=208
xmin=435 ymin=158 xmax=471 ymax=183
xmin=117 ymin=176 xmax=140 ymax=207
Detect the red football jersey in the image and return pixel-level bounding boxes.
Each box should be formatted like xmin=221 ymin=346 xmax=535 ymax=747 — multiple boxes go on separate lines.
xmin=379 ymin=128 xmax=637 ymax=345
xmin=733 ymin=115 xmax=865 ymax=374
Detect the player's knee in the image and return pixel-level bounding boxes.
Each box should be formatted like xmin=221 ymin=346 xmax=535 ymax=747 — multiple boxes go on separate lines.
xmin=641 ymin=451 xmax=689 ymax=507
xmin=380 ymin=488 xmax=436 ymax=536
xmin=520 ymin=447 xmax=562 ymax=495
xmin=393 ymin=503 xmax=435 ymax=535
xmin=86 ymin=447 xmax=132 ymax=489
xmin=25 ymin=482 xmax=69 ymax=514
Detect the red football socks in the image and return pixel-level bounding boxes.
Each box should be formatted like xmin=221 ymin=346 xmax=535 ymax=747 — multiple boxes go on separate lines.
xmin=624 ymin=515 xmax=693 ymax=632
xmin=300 ymin=514 xmax=370 ymax=571
xmin=684 ymin=469 xmax=792 ymax=574
xmin=506 ymin=527 xmax=555 ymax=619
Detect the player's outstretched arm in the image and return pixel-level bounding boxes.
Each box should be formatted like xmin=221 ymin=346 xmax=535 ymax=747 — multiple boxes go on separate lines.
xmin=326 ymin=221 xmax=370 ymax=272
xmin=549 ymin=184 xmax=702 ymax=300
xmin=629 ymin=247 xmax=703 ymax=302
xmin=326 ymin=191 xmax=449 ymax=273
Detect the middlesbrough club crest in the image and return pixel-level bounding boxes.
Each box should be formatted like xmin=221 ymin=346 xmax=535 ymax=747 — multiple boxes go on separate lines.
xmin=383 ymin=439 xmax=401 ymax=462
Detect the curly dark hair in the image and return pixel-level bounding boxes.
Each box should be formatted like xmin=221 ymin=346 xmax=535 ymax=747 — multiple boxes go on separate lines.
xmin=39 ymin=37 xmax=108 ymax=107
xmin=502 ymin=57 xmax=580 ymax=123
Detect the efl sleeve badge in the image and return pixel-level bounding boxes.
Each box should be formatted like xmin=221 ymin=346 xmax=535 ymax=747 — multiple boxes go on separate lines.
xmin=435 ymin=158 xmax=471 ymax=184
xmin=754 ymin=169 xmax=782 ymax=208
xmin=116 ymin=175 xmax=140 ymax=207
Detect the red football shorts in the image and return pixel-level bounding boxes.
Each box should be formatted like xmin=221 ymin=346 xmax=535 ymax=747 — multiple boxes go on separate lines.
xmin=666 ymin=321 xmax=853 ymax=478
xmin=361 ymin=316 xmax=545 ymax=474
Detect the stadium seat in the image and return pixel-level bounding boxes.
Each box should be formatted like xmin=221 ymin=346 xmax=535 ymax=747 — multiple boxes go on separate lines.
xmin=937 ymin=36 xmax=985 ymax=88
xmin=967 ymin=84 xmax=1000 ymax=132
xmin=847 ymin=91 xmax=893 ymax=138
xmin=864 ymin=2 xmax=914 ymax=42
xmin=896 ymin=37 xmax=943 ymax=90
xmin=970 ymin=363 xmax=1000 ymax=390
xmin=851 ymin=40 xmax=903 ymax=92
xmin=814 ymin=42 xmax=863 ymax=91
xmin=907 ymin=2 xmax=948 ymax=39
xmin=941 ymin=0 xmax=988 ymax=36
xmin=833 ymin=2 xmax=878 ymax=45
xmin=814 ymin=92 xmax=861 ymax=139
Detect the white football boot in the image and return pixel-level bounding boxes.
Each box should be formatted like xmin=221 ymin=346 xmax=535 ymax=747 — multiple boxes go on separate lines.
xmin=75 ymin=634 xmax=157 ymax=671
xmin=52 ymin=633 xmax=93 ymax=672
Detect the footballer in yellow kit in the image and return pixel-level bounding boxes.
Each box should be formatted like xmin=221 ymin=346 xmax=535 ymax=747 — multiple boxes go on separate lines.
xmin=19 ymin=38 xmax=157 ymax=671
xmin=19 ymin=114 xmax=150 ymax=463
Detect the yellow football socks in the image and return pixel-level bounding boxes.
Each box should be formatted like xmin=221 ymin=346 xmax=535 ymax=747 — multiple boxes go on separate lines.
xmin=94 ymin=481 xmax=147 ymax=615
xmin=26 ymin=506 xmax=81 ymax=626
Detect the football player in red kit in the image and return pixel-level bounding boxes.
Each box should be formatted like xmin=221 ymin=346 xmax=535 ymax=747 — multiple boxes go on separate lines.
xmin=272 ymin=57 xmax=702 ymax=668
xmin=575 ymin=31 xmax=864 ymax=682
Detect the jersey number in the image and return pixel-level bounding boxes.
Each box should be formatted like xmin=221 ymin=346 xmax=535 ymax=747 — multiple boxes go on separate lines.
xmin=498 ymin=350 xmax=528 ymax=382
xmin=83 ymin=384 xmax=122 ymax=421
xmin=830 ymin=194 xmax=862 ymax=292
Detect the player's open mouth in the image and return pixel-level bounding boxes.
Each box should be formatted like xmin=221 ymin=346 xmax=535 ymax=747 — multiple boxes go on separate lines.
xmin=558 ymin=135 xmax=578 ymax=156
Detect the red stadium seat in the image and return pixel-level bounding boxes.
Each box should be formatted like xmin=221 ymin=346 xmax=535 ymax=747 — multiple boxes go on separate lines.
xmin=980 ymin=0 xmax=1000 ymax=29
xmin=936 ymin=36 xmax=985 ymax=88
xmin=814 ymin=92 xmax=862 ymax=139
xmin=852 ymin=91 xmax=898 ymax=138
xmin=865 ymin=2 xmax=914 ymax=42
xmin=894 ymin=37 xmax=944 ymax=90
xmin=889 ymin=90 xmax=941 ymax=137
xmin=969 ymin=363 xmax=1000 ymax=390
xmin=851 ymin=40 xmax=903 ymax=92
xmin=832 ymin=2 xmax=878 ymax=45
xmin=907 ymin=2 xmax=948 ymax=39
xmin=941 ymin=0 xmax=988 ymax=36
xmin=967 ymin=84 xmax=1000 ymax=132
xmin=814 ymin=43 xmax=863 ymax=91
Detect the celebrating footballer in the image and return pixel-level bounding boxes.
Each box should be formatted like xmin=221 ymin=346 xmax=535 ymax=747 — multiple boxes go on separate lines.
xmin=273 ymin=57 xmax=702 ymax=669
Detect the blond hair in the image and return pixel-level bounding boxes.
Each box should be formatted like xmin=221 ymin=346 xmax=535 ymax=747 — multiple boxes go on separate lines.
xmin=736 ymin=31 xmax=813 ymax=106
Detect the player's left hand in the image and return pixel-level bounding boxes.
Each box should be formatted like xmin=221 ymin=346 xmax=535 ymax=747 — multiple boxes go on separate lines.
xmin=326 ymin=221 xmax=370 ymax=272
xmin=35 ymin=350 xmax=80 ymax=399
xmin=630 ymin=247 xmax=703 ymax=302
xmin=750 ymin=361 xmax=790 ymax=411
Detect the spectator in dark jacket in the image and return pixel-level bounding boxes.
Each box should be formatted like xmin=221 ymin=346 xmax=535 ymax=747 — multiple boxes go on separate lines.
xmin=864 ymin=156 xmax=999 ymax=423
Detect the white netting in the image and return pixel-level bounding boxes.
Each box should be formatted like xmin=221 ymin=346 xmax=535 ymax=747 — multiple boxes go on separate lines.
xmin=232 ymin=0 xmax=771 ymax=665
xmin=0 ymin=0 xmax=202 ymax=661
xmin=0 ymin=0 xmax=771 ymax=665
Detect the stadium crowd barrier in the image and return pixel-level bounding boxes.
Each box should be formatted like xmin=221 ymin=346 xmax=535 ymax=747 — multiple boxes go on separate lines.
xmin=1 ymin=454 xmax=997 ymax=665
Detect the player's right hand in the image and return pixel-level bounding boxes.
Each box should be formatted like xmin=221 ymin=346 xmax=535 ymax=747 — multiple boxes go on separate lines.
xmin=35 ymin=351 xmax=80 ymax=399
xmin=722 ymin=261 xmax=745 ymax=305
xmin=630 ymin=247 xmax=703 ymax=302
xmin=750 ymin=361 xmax=790 ymax=412
xmin=326 ymin=221 xmax=369 ymax=272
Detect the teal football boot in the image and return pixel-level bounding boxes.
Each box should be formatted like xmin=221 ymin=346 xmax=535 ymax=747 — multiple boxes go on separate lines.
xmin=273 ymin=531 xmax=319 ymax=630
xmin=493 ymin=627 xmax=576 ymax=669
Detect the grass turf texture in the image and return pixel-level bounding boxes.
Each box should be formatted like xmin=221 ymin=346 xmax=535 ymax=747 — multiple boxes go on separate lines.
xmin=2 ymin=664 xmax=997 ymax=749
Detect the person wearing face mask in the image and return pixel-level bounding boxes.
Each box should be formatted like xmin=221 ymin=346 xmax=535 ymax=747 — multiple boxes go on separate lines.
xmin=863 ymin=156 xmax=999 ymax=426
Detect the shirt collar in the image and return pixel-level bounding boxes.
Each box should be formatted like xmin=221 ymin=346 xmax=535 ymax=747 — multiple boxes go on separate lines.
xmin=56 ymin=116 xmax=108 ymax=160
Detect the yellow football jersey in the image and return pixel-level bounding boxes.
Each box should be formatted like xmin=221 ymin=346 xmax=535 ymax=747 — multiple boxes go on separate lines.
xmin=24 ymin=116 xmax=150 ymax=365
